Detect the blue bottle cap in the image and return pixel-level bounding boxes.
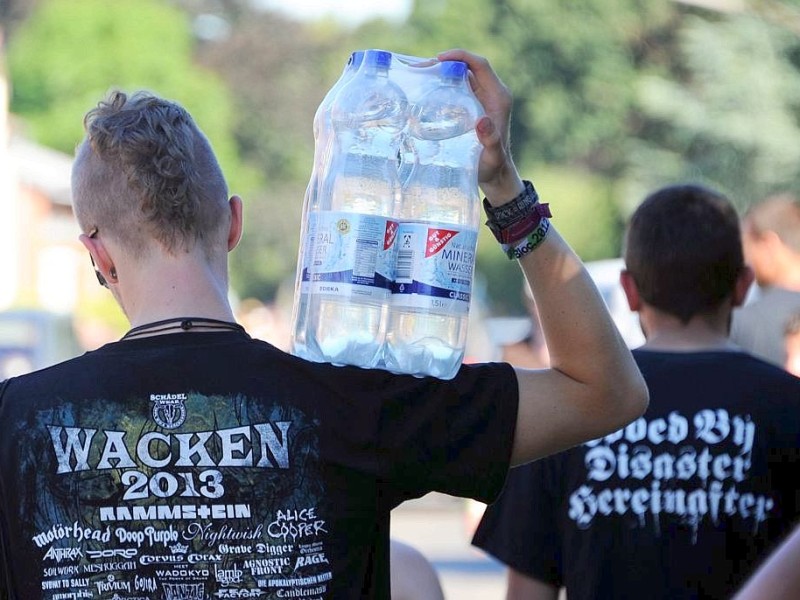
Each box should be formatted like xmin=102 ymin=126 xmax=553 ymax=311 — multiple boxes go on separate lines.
xmin=365 ymin=49 xmax=392 ymax=69
xmin=440 ymin=61 xmax=467 ymax=80
xmin=350 ymin=50 xmax=365 ymax=69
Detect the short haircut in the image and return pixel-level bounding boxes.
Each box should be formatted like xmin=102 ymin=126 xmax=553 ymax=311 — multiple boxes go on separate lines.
xmin=71 ymin=90 xmax=229 ymax=257
xmin=743 ymin=193 xmax=800 ymax=253
xmin=623 ymin=184 xmax=744 ymax=323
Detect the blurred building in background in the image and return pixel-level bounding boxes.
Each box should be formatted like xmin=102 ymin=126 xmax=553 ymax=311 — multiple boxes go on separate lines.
xmin=0 ymin=48 xmax=96 ymax=378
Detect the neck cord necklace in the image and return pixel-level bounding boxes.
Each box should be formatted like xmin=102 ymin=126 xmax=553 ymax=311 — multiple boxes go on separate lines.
xmin=121 ymin=317 xmax=245 ymax=340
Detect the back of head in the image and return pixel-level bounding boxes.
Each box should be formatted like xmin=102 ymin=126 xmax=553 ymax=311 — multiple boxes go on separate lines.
xmin=743 ymin=193 xmax=800 ymax=253
xmin=624 ymin=184 xmax=744 ymax=323
xmin=71 ymin=90 xmax=229 ymax=258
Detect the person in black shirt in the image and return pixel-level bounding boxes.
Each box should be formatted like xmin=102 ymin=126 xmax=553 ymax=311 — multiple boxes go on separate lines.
xmin=474 ymin=184 xmax=800 ymax=600
xmin=0 ymin=49 xmax=647 ymax=599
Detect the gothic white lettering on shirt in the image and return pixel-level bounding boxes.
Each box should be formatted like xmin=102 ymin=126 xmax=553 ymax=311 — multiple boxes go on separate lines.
xmin=568 ymin=408 xmax=775 ymax=543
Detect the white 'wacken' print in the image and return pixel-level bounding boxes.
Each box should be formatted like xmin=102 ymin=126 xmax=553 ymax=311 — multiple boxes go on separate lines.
xmin=567 ymin=409 xmax=774 ymax=542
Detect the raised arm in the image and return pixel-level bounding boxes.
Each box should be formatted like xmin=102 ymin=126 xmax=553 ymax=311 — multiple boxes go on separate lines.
xmin=506 ymin=569 xmax=560 ymax=600
xmin=732 ymin=524 xmax=800 ymax=600
xmin=438 ymin=49 xmax=648 ymax=465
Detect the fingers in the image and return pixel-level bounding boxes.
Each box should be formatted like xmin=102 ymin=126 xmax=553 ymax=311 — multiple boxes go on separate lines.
xmin=437 ymin=48 xmax=512 ymax=129
xmin=436 ymin=48 xmax=493 ymax=80
xmin=475 ymin=115 xmax=500 ymax=153
xmin=476 ymin=110 xmax=523 ymax=200
xmin=475 ymin=115 xmax=505 ymax=181
xmin=436 ymin=49 xmax=508 ymax=100
xmin=437 ymin=49 xmax=521 ymax=203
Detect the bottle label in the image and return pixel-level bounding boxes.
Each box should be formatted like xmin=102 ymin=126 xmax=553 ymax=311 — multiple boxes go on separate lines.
xmin=391 ymin=222 xmax=478 ymax=314
xmin=298 ymin=210 xmax=318 ymax=294
xmin=307 ymin=211 xmax=398 ymax=300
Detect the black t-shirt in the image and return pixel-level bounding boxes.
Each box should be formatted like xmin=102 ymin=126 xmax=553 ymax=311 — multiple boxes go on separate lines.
xmin=473 ymin=349 xmax=800 ymax=600
xmin=0 ymin=331 xmax=518 ymax=599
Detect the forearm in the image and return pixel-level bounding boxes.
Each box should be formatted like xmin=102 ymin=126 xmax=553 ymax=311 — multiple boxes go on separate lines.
xmin=505 ymin=568 xmax=560 ymax=600
xmin=484 ymin=180 xmax=648 ymax=462
xmin=518 ymin=225 xmax=633 ymax=393
xmin=733 ymin=524 xmax=800 ymax=600
xmin=439 ymin=47 xmax=647 ymax=462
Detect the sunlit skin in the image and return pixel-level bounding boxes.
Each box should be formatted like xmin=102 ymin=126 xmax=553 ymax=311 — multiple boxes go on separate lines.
xmin=785 ymin=332 xmax=800 ymax=377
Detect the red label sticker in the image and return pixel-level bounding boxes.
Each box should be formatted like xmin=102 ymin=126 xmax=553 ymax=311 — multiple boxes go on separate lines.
xmin=384 ymin=220 xmax=399 ymax=250
xmin=426 ymin=228 xmax=459 ymax=257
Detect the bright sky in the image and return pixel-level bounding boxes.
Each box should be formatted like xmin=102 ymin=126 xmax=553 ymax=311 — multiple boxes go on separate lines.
xmin=255 ymin=0 xmax=412 ymax=26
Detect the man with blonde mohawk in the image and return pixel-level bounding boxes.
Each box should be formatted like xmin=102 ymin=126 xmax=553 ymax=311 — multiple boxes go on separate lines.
xmin=0 ymin=49 xmax=646 ymax=599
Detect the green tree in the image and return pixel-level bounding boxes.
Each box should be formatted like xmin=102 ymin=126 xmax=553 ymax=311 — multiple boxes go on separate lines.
xmin=7 ymin=0 xmax=246 ymax=190
xmin=385 ymin=0 xmax=649 ymax=312
xmin=190 ymin=5 xmax=356 ymax=300
xmin=629 ymin=10 xmax=800 ymax=210
xmin=8 ymin=0 xmax=272 ymax=301
xmin=475 ymin=165 xmax=622 ymax=315
xmin=185 ymin=1 xmax=664 ymax=309
xmin=195 ymin=9 xmax=348 ymax=183
xmin=0 ymin=0 xmax=40 ymax=37
xmin=187 ymin=0 xmax=800 ymax=311
xmin=399 ymin=0 xmax=678 ymax=174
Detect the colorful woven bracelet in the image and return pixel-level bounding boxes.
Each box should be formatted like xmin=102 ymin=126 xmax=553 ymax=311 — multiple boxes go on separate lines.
xmin=484 ymin=180 xmax=552 ymax=245
xmin=484 ymin=180 xmax=541 ymax=242
xmin=502 ymin=218 xmax=551 ymax=260
xmin=495 ymin=202 xmax=552 ymax=244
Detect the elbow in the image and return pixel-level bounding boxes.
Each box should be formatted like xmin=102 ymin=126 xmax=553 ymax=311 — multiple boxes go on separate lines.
xmin=628 ymin=374 xmax=650 ymax=419
xmin=579 ymin=366 xmax=649 ymax=439
xmin=609 ymin=370 xmax=650 ymax=431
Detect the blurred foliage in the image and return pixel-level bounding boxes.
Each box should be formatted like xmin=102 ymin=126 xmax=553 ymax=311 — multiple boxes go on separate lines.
xmin=628 ymin=12 xmax=800 ymax=211
xmin=401 ymin=0 xmax=679 ymax=175
xmin=193 ymin=4 xmax=348 ymax=182
xmin=233 ymin=180 xmax=307 ymax=301
xmin=4 ymin=0 xmax=800 ymax=315
xmin=475 ymin=163 xmax=622 ymax=315
xmin=73 ymin=292 xmax=129 ymax=336
xmin=6 ymin=0 xmax=253 ymax=192
xmin=0 ymin=0 xmax=38 ymax=36
xmin=184 ymin=1 xmax=356 ymax=299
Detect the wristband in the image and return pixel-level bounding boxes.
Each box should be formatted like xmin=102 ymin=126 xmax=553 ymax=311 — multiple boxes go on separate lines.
xmin=483 ymin=180 xmax=550 ymax=244
xmin=495 ymin=203 xmax=552 ymax=245
xmin=502 ymin=218 xmax=551 ymax=260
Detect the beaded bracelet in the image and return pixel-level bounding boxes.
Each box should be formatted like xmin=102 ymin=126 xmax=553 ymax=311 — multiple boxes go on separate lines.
xmin=501 ymin=218 xmax=551 ymax=260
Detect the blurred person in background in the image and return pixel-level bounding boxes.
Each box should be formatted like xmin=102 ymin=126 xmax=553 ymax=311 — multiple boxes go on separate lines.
xmin=784 ymin=311 xmax=800 ymax=377
xmin=0 ymin=48 xmax=647 ymax=599
xmin=496 ymin=285 xmax=550 ymax=370
xmin=472 ymin=184 xmax=800 ymax=600
xmin=731 ymin=193 xmax=800 ymax=368
xmin=390 ymin=539 xmax=445 ymax=600
xmin=465 ymin=284 xmax=550 ymax=536
xmin=236 ymin=297 xmax=292 ymax=350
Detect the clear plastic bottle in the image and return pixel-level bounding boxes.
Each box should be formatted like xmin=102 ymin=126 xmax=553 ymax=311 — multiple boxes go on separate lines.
xmin=305 ymin=49 xmax=408 ymax=367
xmin=384 ymin=60 xmax=484 ymax=379
xmin=290 ymin=50 xmax=364 ymax=360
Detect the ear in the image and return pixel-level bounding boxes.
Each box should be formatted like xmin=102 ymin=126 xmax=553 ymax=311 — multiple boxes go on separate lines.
xmin=761 ymin=230 xmax=784 ymax=250
xmin=79 ymin=231 xmax=118 ymax=284
xmin=227 ymin=195 xmax=243 ymax=252
xmin=619 ymin=270 xmax=641 ymax=312
xmin=732 ymin=265 xmax=755 ymax=308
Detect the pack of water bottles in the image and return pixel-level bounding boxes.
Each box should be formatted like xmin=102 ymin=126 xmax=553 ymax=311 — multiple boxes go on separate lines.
xmin=289 ymin=49 xmax=484 ymax=379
